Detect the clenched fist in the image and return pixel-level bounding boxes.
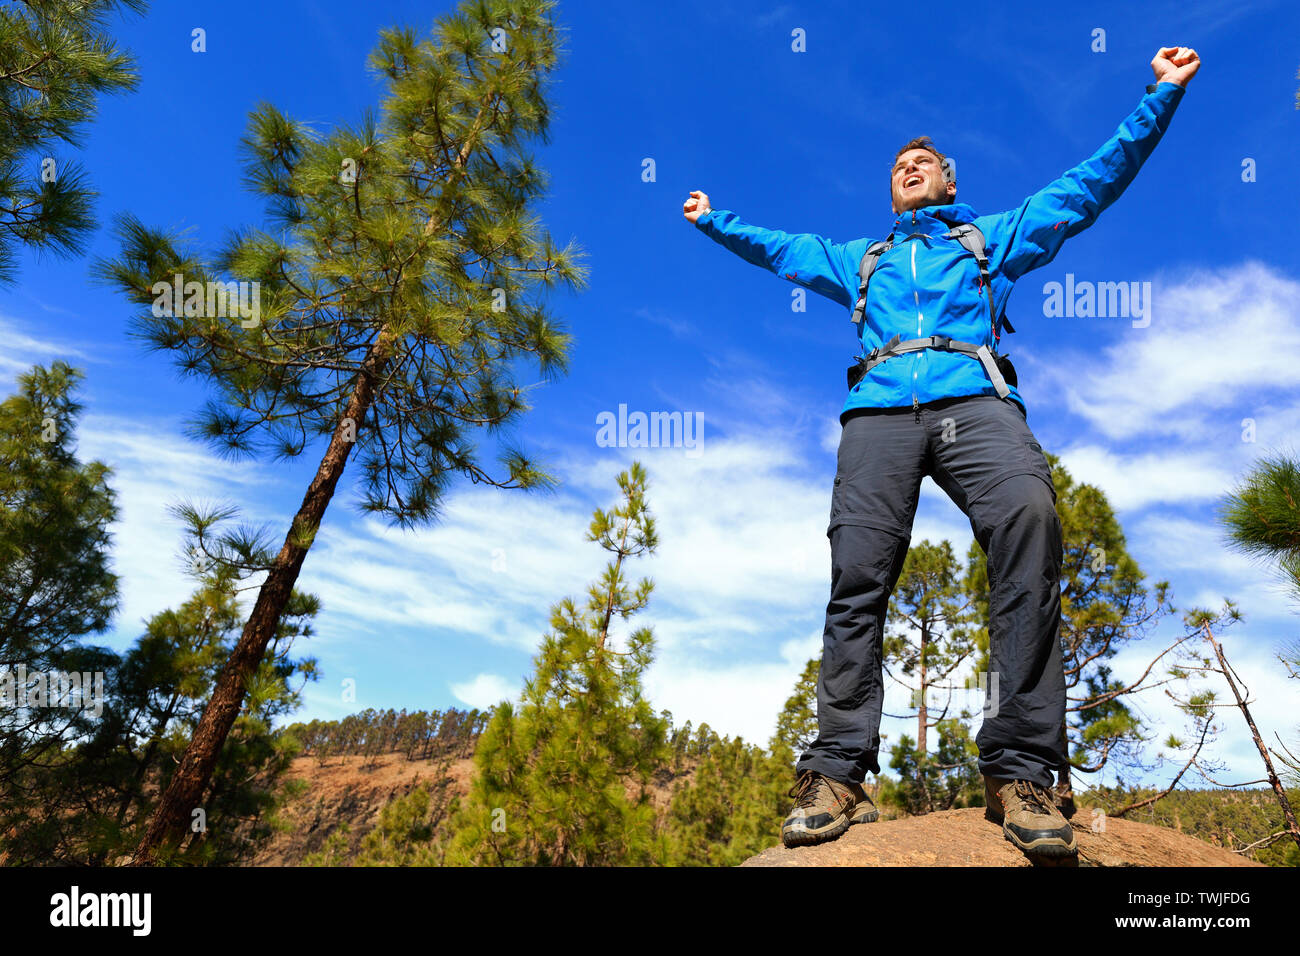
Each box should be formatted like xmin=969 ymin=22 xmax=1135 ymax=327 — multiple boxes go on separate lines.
xmin=683 ymin=189 xmax=712 ymax=223
xmin=1151 ymin=46 xmax=1200 ymax=88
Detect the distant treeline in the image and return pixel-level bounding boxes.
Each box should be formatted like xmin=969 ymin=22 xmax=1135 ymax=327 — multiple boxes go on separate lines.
xmin=279 ymin=707 xmax=729 ymax=769
xmin=282 ymin=708 xmax=491 ymax=763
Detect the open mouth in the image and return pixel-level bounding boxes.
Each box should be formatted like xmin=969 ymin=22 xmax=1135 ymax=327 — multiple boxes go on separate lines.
xmin=903 ymin=175 xmax=924 ymax=189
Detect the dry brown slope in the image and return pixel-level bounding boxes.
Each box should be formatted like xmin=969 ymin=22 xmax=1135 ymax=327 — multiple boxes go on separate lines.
xmin=248 ymin=751 xmax=476 ymax=866
xmin=249 ymin=750 xmax=691 ymax=866
xmin=741 ymin=807 xmax=1266 ymax=867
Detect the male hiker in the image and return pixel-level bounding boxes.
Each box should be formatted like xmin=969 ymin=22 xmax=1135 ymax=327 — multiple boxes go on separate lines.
xmin=683 ymin=45 xmax=1198 ymax=857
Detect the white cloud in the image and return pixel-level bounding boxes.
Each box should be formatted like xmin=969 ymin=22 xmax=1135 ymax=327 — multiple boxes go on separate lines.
xmin=1127 ymin=510 xmax=1300 ymax=611
xmin=71 ymin=413 xmax=281 ymax=642
xmin=645 ymin=623 xmax=827 ymax=749
xmin=1046 ymin=261 xmax=1300 ymax=441
xmin=1058 ymin=444 xmax=1237 ymax=510
xmin=645 ymin=656 xmax=802 ymax=749
xmin=451 ymin=672 xmax=517 ymax=711
xmin=297 ymin=489 xmax=595 ymax=654
xmin=819 ymin=415 xmax=841 ymax=453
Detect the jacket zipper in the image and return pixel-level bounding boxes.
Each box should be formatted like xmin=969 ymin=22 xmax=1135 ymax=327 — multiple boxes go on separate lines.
xmin=910 ymin=211 xmax=922 ymax=417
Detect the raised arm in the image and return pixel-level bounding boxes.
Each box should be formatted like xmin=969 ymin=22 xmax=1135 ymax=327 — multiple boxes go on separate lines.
xmin=684 ymin=189 xmax=861 ymax=308
xmin=989 ymin=46 xmax=1199 ymax=282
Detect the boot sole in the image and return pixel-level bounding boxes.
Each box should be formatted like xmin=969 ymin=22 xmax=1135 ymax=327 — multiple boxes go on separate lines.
xmin=781 ymin=814 xmax=851 ymax=847
xmin=1000 ymin=822 xmax=1077 ymax=858
xmin=1003 ymin=830 xmax=1078 ymax=858
xmin=781 ymin=800 xmax=878 ymax=847
xmin=986 ymin=806 xmax=1077 ymax=857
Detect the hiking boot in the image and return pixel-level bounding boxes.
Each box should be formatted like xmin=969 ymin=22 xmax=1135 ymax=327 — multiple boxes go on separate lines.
xmin=781 ymin=770 xmax=878 ymax=847
xmin=984 ymin=776 xmax=1077 ymax=859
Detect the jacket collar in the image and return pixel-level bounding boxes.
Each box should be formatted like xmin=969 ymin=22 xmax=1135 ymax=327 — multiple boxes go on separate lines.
xmin=890 ymin=201 xmax=979 ymax=239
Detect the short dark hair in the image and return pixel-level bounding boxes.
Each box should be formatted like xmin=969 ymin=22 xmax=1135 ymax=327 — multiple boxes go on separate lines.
xmin=892 ymin=136 xmax=955 ymax=186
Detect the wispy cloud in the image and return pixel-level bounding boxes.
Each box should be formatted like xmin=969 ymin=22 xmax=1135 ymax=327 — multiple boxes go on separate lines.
xmin=0 ymin=312 xmax=105 ymax=378
xmin=633 ymin=306 xmax=697 ymax=340
xmin=71 ymin=412 xmax=286 ymax=643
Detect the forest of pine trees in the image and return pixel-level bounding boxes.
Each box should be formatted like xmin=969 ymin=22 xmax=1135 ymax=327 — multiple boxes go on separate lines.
xmin=284 ymin=708 xmax=490 ymax=765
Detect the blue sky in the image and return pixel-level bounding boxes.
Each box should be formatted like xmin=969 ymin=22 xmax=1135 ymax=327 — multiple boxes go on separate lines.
xmin=3 ymin=0 xmax=1299 ymax=790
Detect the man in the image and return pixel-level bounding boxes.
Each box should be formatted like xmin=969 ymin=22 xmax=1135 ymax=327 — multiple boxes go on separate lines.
xmin=683 ymin=46 xmax=1198 ymax=857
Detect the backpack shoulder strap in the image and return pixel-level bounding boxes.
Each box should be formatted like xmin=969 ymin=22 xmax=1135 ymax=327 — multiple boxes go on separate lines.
xmin=944 ymin=222 xmax=1016 ymax=338
xmin=850 ymin=235 xmax=893 ymax=326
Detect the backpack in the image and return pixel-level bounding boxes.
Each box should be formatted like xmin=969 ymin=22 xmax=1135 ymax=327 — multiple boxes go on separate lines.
xmin=846 ymin=218 xmax=1018 ymax=395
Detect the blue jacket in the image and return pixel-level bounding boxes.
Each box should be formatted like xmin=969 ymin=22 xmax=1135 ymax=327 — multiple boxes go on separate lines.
xmin=694 ymin=81 xmax=1185 ymax=419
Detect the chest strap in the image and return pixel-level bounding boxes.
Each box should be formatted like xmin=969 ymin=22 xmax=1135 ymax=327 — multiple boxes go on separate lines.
xmin=847 ymin=334 xmax=1010 ymax=398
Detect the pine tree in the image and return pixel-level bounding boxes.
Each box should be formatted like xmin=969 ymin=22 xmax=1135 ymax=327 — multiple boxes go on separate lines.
xmin=0 ymin=362 xmax=119 ymax=791
xmin=885 ymin=540 xmax=979 ymax=755
xmin=664 ymin=655 xmax=849 ymax=864
xmin=94 ymin=0 xmax=587 ymax=863
xmin=1213 ymin=460 xmax=1300 ymax=846
xmin=0 ymin=0 xmax=145 ymax=281
xmin=303 ymin=777 xmax=456 ymax=867
xmin=770 ymin=656 xmax=819 ymax=764
xmin=0 ymin=561 xmax=318 ymax=865
xmin=882 ymin=539 xmax=981 ymax=813
xmin=442 ymin=462 xmax=670 ymax=866
xmin=1220 ymin=453 xmax=1300 ymax=599
xmin=662 ymin=734 xmax=779 ymax=866
xmin=886 ymin=720 xmax=981 ymax=815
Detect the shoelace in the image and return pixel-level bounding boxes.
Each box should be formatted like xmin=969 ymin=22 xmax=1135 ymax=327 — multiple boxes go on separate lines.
xmin=1014 ymin=779 xmax=1056 ymax=816
xmin=790 ymin=772 xmax=845 ymax=812
xmin=785 ymin=770 xmax=847 ymax=816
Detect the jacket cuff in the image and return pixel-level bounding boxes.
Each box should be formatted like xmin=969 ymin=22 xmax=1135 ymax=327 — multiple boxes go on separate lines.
xmin=694 ymin=208 xmax=729 ymax=231
xmin=1145 ymin=79 xmax=1186 ymax=98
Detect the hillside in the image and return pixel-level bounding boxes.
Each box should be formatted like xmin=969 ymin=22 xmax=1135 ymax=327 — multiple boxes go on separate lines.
xmin=250 ymin=750 xmax=1279 ymax=867
xmin=247 ymin=751 xmax=474 ymax=866
xmin=247 ymin=749 xmax=690 ymax=866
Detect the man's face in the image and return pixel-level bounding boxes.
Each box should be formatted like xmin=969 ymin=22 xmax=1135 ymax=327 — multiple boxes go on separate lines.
xmin=891 ymin=148 xmax=956 ymax=214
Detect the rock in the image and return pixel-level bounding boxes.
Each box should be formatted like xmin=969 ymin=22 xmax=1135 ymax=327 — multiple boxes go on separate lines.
xmin=740 ymin=807 xmax=1264 ymax=867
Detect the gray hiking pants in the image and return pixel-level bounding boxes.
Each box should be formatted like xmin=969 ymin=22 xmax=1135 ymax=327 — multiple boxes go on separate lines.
xmin=795 ymin=394 xmax=1067 ymax=789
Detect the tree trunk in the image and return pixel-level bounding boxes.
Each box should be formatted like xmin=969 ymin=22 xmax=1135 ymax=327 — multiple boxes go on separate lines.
xmin=918 ymin=625 xmax=928 ymax=754
xmin=129 ymin=331 xmax=394 ymax=864
xmin=1055 ymin=721 xmax=1076 ymax=818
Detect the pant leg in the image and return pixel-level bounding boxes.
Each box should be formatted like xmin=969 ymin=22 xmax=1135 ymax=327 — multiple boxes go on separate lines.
xmin=795 ymin=407 xmax=926 ymax=784
xmin=923 ymin=395 xmax=1066 ymax=790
